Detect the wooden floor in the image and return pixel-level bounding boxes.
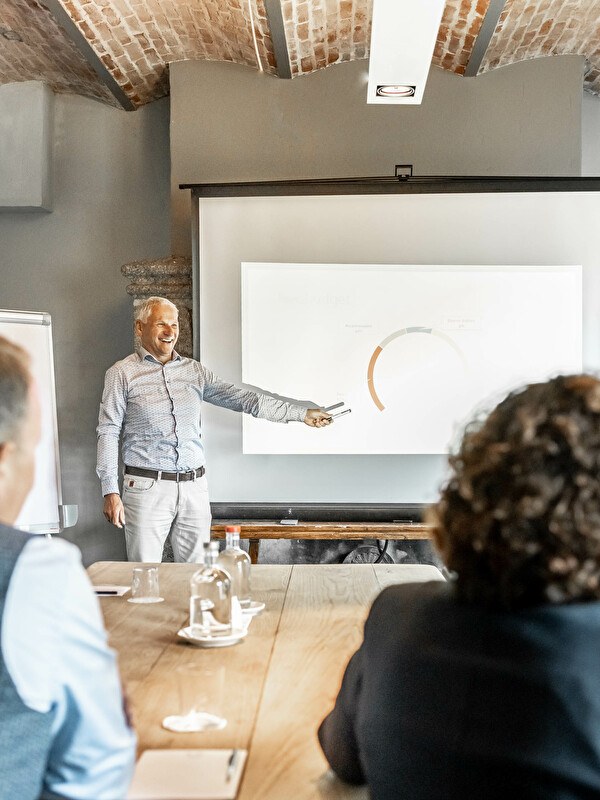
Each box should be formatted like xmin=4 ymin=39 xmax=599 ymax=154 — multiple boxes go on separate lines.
xmin=89 ymin=562 xmax=444 ymax=800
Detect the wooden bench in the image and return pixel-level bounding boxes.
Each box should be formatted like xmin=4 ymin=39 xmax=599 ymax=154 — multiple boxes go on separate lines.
xmin=210 ymin=520 xmax=433 ymax=564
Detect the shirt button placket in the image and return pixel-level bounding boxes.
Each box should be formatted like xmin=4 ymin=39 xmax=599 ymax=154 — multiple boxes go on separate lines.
xmin=165 ymin=363 xmax=182 ymax=470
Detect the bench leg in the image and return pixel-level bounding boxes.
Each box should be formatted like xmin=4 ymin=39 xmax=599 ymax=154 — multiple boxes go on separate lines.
xmin=249 ymin=538 xmax=260 ymax=564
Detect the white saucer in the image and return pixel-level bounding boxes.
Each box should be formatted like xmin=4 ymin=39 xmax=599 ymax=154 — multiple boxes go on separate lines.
xmin=241 ymin=600 xmax=265 ymax=616
xmin=127 ymin=597 xmax=164 ymax=604
xmin=177 ymin=626 xmax=248 ymax=648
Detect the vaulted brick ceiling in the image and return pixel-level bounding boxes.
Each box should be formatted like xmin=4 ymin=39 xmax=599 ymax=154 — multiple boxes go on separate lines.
xmin=0 ymin=0 xmax=598 ymax=111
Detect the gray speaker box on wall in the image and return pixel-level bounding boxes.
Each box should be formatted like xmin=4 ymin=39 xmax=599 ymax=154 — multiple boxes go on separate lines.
xmin=0 ymin=81 xmax=54 ymax=212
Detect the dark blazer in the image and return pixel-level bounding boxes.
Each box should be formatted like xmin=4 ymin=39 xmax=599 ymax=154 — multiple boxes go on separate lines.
xmin=318 ymin=581 xmax=600 ymax=800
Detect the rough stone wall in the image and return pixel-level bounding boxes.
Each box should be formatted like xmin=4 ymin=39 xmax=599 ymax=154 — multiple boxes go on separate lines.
xmin=121 ymin=256 xmax=193 ymax=357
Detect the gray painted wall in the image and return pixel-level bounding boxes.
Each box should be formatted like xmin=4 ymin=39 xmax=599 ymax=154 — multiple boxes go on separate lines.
xmin=581 ymin=91 xmax=600 ymax=176
xmin=0 ymin=90 xmax=170 ymax=565
xmin=170 ymin=55 xmax=584 ymax=256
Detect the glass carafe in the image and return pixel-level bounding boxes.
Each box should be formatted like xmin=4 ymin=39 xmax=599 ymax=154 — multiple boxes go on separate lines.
xmin=189 ymin=542 xmax=232 ymax=637
xmin=217 ymin=525 xmax=251 ymax=608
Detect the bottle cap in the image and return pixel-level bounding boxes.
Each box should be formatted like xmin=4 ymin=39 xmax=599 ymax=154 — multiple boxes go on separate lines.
xmin=225 ymin=525 xmax=241 ymax=533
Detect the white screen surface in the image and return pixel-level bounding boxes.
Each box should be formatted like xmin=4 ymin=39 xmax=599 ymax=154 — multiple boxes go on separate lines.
xmin=197 ymin=192 xmax=597 ymax=504
xmin=0 ymin=312 xmax=62 ymax=532
xmin=241 ymin=263 xmax=582 ymax=455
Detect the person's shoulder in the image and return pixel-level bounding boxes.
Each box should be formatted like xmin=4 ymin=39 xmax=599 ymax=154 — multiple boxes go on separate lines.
xmin=103 ymin=354 xmax=139 ymax=385
xmin=371 ymin=579 xmax=449 ymax=617
xmin=177 ymin=355 xmax=204 ymax=376
xmin=0 ymin=523 xmax=32 ymax=546
xmin=175 ymin=353 xmax=200 ymax=368
xmin=8 ymin=537 xmax=87 ymax=635
xmin=107 ymin=353 xmax=138 ymax=372
xmin=0 ymin=525 xmax=78 ymax=564
xmin=19 ymin=534 xmax=82 ymax=574
xmin=12 ymin=537 xmax=84 ymax=604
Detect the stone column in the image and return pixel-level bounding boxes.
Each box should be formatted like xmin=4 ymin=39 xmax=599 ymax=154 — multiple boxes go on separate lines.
xmin=120 ymin=256 xmax=193 ymax=356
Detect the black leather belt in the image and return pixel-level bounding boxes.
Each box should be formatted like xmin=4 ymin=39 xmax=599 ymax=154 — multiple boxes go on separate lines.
xmin=125 ymin=465 xmax=205 ymax=482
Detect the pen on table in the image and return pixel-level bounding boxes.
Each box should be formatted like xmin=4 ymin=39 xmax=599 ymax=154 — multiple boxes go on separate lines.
xmin=225 ymin=749 xmax=239 ymax=782
xmin=95 ymin=590 xmax=119 ymax=595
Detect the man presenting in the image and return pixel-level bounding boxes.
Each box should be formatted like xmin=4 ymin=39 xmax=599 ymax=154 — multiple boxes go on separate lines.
xmin=97 ymin=296 xmax=331 ymax=562
xmin=0 ymin=336 xmax=135 ymax=800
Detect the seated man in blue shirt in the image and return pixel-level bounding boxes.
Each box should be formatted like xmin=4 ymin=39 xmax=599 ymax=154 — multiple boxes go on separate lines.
xmin=319 ymin=374 xmax=600 ymax=799
xmin=0 ymin=336 xmax=136 ymax=800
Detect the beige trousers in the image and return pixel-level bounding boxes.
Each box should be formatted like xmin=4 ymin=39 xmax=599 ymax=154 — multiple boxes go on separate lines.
xmin=122 ymin=471 xmax=211 ymax=563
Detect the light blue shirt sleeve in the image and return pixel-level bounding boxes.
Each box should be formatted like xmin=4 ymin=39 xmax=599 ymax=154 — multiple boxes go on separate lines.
xmin=2 ymin=537 xmax=136 ymax=800
xmin=97 ymin=363 xmax=127 ymax=496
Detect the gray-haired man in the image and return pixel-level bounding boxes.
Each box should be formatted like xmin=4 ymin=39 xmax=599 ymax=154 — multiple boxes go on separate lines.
xmin=97 ymin=296 xmax=331 ymax=562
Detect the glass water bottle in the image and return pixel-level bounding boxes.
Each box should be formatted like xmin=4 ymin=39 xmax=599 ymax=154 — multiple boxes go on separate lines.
xmin=217 ymin=525 xmax=251 ymax=608
xmin=189 ymin=542 xmax=232 ymax=637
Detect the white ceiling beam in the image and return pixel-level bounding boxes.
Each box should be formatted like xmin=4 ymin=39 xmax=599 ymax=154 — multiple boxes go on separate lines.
xmin=367 ymin=0 xmax=446 ymax=105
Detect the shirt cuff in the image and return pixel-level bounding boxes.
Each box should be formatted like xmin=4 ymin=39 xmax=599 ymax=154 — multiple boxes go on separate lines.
xmin=288 ymin=404 xmax=308 ymax=423
xmin=101 ymin=478 xmax=120 ymax=496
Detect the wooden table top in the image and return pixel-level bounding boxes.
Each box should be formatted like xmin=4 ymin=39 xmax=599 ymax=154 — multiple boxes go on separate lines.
xmin=88 ymin=562 xmax=444 ymax=800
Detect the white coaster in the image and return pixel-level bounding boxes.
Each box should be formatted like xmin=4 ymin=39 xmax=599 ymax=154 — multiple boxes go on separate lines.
xmin=127 ymin=597 xmax=164 ymax=604
xmin=162 ymin=711 xmax=227 ymax=733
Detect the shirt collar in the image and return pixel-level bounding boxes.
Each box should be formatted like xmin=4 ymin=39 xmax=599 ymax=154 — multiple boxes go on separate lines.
xmin=137 ymin=345 xmax=183 ymax=364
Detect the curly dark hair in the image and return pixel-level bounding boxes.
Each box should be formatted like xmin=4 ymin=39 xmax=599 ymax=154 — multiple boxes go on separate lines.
xmin=428 ymin=374 xmax=600 ymax=610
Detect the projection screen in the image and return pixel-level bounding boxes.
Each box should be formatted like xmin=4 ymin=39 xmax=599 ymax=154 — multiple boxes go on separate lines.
xmin=193 ymin=186 xmax=597 ymax=510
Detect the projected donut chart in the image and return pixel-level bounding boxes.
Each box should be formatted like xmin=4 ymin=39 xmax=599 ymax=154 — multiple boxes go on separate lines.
xmin=367 ymin=326 xmax=467 ymax=411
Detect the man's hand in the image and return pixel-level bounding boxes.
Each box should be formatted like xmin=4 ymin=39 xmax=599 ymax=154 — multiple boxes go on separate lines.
xmin=304 ymin=409 xmax=332 ymax=428
xmin=103 ymin=493 xmax=125 ymax=528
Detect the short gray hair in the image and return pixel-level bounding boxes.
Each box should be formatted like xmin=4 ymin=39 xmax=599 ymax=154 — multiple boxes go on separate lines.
xmin=134 ymin=297 xmax=178 ymax=324
xmin=0 ymin=337 xmax=31 ymax=445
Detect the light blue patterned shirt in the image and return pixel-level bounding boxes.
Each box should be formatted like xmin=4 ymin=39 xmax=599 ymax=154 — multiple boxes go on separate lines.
xmin=2 ymin=536 xmax=136 ymax=799
xmin=96 ymin=347 xmax=306 ymax=496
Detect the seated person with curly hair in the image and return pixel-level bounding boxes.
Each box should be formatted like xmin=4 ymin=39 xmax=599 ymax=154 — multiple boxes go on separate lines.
xmin=319 ymin=375 xmax=600 ymax=800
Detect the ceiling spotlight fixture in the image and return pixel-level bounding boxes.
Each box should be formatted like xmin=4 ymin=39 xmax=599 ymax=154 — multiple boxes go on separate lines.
xmin=367 ymin=0 xmax=446 ymax=105
xmin=376 ymin=85 xmax=415 ymax=98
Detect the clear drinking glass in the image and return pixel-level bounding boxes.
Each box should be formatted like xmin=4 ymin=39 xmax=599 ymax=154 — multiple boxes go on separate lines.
xmin=162 ymin=664 xmax=227 ymax=732
xmin=217 ymin=526 xmax=251 ymax=608
xmin=128 ymin=565 xmax=163 ymax=603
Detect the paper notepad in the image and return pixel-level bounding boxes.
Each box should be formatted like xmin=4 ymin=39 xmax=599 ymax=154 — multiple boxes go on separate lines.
xmin=127 ymin=749 xmax=247 ymax=800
